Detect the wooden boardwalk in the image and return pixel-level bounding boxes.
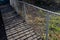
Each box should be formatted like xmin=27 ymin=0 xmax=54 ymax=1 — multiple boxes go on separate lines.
xmin=1 ymin=4 xmax=42 ymax=40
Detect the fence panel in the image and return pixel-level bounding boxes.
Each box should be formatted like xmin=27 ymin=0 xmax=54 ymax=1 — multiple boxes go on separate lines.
xmin=18 ymin=1 xmax=60 ymax=40
xmin=48 ymin=13 xmax=60 ymax=40
xmin=25 ymin=3 xmax=47 ymax=40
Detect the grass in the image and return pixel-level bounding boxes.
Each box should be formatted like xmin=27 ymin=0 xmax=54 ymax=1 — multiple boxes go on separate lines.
xmin=49 ymin=15 xmax=60 ymax=40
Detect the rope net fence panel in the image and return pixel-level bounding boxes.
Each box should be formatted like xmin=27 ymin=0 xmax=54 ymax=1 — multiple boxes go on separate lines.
xmin=25 ymin=3 xmax=47 ymax=40
xmin=48 ymin=13 xmax=60 ymax=40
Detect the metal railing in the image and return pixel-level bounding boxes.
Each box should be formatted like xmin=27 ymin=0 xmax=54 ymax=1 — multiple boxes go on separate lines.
xmin=15 ymin=1 xmax=60 ymax=40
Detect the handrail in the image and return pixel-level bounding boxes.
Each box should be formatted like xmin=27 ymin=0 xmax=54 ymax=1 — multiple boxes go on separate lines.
xmin=18 ymin=1 xmax=60 ymax=16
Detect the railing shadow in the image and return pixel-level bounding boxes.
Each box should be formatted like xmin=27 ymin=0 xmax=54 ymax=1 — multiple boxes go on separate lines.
xmin=0 ymin=10 xmax=8 ymax=40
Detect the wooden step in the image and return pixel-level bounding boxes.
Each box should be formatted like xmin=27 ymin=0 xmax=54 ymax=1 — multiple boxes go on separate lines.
xmin=2 ymin=11 xmax=15 ymax=19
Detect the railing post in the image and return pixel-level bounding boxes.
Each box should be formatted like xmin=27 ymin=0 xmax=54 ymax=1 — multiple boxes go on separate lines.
xmin=23 ymin=2 xmax=27 ymax=22
xmin=46 ymin=12 xmax=50 ymax=40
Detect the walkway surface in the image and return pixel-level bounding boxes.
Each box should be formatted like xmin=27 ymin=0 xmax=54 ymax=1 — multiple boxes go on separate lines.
xmin=0 ymin=4 xmax=42 ymax=40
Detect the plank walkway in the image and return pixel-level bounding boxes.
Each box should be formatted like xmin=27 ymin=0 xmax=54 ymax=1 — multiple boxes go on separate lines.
xmin=1 ymin=4 xmax=42 ymax=40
